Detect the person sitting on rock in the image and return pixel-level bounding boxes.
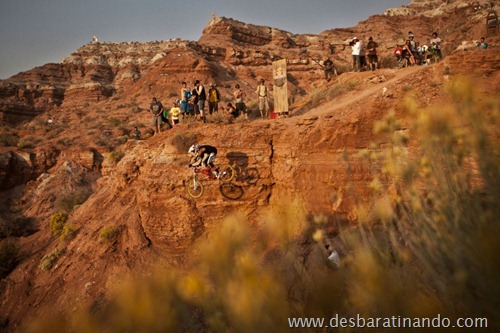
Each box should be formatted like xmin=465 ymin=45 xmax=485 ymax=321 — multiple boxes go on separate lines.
xmin=132 ymin=127 xmax=141 ymax=140
xmin=222 ymin=102 xmax=239 ymax=120
xmin=323 ymin=58 xmax=336 ymax=81
xmin=477 ymin=37 xmax=488 ymax=49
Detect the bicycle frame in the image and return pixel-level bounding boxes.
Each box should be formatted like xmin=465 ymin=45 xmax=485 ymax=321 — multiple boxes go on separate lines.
xmin=193 ymin=166 xmax=217 ymax=180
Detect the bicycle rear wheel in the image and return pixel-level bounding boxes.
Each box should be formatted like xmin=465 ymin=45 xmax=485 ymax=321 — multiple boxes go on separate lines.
xmin=218 ymin=164 xmax=235 ymax=183
xmin=187 ymin=179 xmax=204 ymax=198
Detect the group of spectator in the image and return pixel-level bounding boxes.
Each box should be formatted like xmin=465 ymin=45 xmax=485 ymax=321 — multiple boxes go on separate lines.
xmin=145 ymin=79 xmax=272 ymax=136
xmin=392 ymin=31 xmax=443 ymax=67
xmin=350 ymin=36 xmax=380 ymax=72
xmin=139 ymin=29 xmax=490 ymax=137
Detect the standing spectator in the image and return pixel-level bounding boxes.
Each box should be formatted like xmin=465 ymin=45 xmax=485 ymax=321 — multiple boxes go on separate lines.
xmin=234 ymin=84 xmax=248 ymax=120
xmin=358 ymin=38 xmax=366 ymax=71
xmin=430 ymin=32 xmax=443 ymax=59
xmin=150 ymin=97 xmax=164 ymax=135
xmin=366 ymin=37 xmax=379 ymax=71
xmin=256 ymin=79 xmax=270 ymax=118
xmin=477 ymin=37 xmax=488 ymax=49
xmin=408 ymin=32 xmax=420 ymax=64
xmin=208 ymin=83 xmax=221 ymax=115
xmin=351 ymin=37 xmax=361 ymax=71
xmin=170 ymin=101 xmax=181 ymax=126
xmin=180 ymin=82 xmax=191 ymax=119
xmin=191 ymin=81 xmax=200 ymax=118
xmin=194 ymin=80 xmax=207 ymax=123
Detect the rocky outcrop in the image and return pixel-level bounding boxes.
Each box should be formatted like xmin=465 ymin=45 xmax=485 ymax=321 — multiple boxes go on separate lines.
xmin=385 ymin=0 xmax=474 ymax=17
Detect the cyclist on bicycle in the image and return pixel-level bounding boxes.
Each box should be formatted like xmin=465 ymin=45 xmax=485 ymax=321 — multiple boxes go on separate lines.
xmin=188 ymin=144 xmax=218 ymax=175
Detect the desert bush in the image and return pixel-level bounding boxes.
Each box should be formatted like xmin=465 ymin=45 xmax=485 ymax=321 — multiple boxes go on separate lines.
xmin=99 ymin=226 xmax=121 ymax=244
xmin=0 ymin=216 xmax=36 ymax=239
xmin=0 ymin=132 xmax=19 ymax=147
xmin=17 ymin=137 xmax=36 ymax=149
xmin=0 ymin=241 xmax=18 ymax=279
xmin=339 ymin=77 xmax=500 ymax=325
xmin=115 ymin=135 xmax=129 ymax=145
xmin=56 ymin=137 xmax=73 ymax=147
xmin=60 ymin=224 xmax=78 ymax=243
xmin=39 ymin=248 xmax=62 ymax=271
xmin=108 ymin=117 xmax=121 ymax=128
xmin=109 ymin=150 xmax=125 ymax=164
xmin=55 ymin=188 xmax=92 ymax=213
xmin=49 ymin=212 xmax=68 ymax=236
xmin=170 ymin=132 xmax=197 ymax=153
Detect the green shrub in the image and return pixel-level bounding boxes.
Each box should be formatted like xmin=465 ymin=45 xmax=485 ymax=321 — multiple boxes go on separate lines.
xmin=39 ymin=248 xmax=62 ymax=271
xmin=99 ymin=226 xmax=121 ymax=244
xmin=109 ymin=150 xmax=125 ymax=164
xmin=60 ymin=224 xmax=78 ymax=243
xmin=170 ymin=132 xmax=197 ymax=154
xmin=0 ymin=241 xmax=18 ymax=279
xmin=49 ymin=212 xmax=68 ymax=236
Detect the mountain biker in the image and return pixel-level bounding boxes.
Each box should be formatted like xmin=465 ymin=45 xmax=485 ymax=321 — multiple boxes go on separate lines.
xmin=188 ymin=144 xmax=218 ymax=176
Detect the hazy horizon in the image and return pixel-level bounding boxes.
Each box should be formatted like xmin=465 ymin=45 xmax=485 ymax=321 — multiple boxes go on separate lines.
xmin=0 ymin=0 xmax=409 ymax=80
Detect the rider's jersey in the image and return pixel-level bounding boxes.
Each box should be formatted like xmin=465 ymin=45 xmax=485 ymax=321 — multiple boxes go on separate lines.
xmin=199 ymin=145 xmax=217 ymax=156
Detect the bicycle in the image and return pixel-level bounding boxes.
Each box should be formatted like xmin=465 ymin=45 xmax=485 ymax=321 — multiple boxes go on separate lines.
xmin=186 ymin=164 xmax=235 ymax=198
xmin=425 ymin=47 xmax=440 ymax=65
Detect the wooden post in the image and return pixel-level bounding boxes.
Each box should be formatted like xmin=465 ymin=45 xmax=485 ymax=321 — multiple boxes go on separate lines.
xmin=272 ymin=59 xmax=289 ymax=117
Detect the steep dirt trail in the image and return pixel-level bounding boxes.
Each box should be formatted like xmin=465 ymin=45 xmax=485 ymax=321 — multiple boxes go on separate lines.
xmin=299 ymin=65 xmax=428 ymax=119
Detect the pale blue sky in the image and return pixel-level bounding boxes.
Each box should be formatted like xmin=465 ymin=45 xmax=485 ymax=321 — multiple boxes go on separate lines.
xmin=0 ymin=0 xmax=409 ymax=79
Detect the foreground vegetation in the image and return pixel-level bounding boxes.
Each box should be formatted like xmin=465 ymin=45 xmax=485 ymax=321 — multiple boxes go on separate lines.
xmin=25 ymin=79 xmax=499 ymax=332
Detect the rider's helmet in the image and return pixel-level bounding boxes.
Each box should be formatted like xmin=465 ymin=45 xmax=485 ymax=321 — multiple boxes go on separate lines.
xmin=188 ymin=144 xmax=199 ymax=155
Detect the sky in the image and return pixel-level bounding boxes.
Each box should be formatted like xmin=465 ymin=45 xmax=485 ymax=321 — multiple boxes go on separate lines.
xmin=0 ymin=0 xmax=409 ymax=80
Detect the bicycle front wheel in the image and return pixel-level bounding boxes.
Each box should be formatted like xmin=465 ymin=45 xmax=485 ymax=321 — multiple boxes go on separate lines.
xmin=187 ymin=179 xmax=204 ymax=198
xmin=218 ymin=164 xmax=235 ymax=183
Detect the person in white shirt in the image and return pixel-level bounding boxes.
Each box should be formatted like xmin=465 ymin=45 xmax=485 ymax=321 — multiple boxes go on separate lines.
xmin=430 ymin=32 xmax=443 ymax=59
xmin=351 ymin=37 xmax=362 ymax=71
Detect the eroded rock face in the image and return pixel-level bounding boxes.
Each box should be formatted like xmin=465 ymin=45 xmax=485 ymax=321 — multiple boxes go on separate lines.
xmin=1 ymin=1 xmax=488 ymax=126
xmin=385 ymin=0 xmax=473 ymax=17
xmin=0 ymin=151 xmax=33 ymax=190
